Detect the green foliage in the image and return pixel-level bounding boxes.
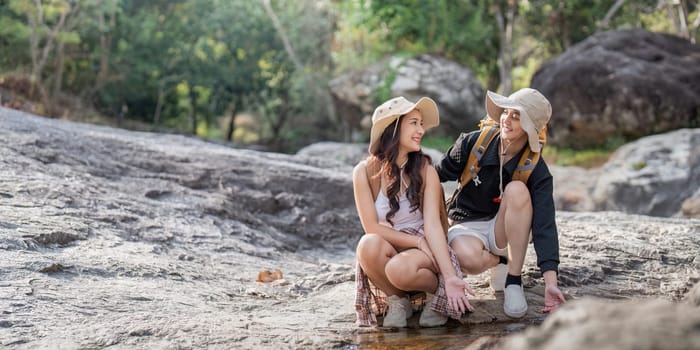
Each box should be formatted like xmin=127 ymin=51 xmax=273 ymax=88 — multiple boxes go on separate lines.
xmin=333 ymin=0 xmax=499 ymax=86
xmin=542 ymin=134 xmax=626 ymax=168
xmin=0 ymin=0 xmax=695 ymax=154
xmin=370 ymin=57 xmax=406 ymax=105
xmin=542 ymin=146 xmax=614 ymax=168
xmin=631 ymin=161 xmax=647 ymax=171
xmin=512 ymin=56 xmax=542 ymax=91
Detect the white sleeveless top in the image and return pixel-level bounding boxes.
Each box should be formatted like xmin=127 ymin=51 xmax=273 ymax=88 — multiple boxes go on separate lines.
xmin=375 ymin=190 xmax=424 ymax=231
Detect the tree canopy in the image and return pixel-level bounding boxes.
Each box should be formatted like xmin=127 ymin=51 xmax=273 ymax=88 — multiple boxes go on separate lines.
xmin=0 ymin=0 xmax=697 ymax=152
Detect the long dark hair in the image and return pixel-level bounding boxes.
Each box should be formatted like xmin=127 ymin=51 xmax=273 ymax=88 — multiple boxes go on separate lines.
xmin=369 ymin=115 xmax=431 ymax=225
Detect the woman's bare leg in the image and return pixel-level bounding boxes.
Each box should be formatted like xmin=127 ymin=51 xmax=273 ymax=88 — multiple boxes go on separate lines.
xmin=385 ymin=249 xmax=438 ymax=293
xmin=356 ymin=233 xmax=404 ymax=296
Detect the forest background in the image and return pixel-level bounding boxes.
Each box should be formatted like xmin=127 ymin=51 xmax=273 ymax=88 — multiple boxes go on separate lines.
xmin=1 ymin=0 xmax=698 ymax=154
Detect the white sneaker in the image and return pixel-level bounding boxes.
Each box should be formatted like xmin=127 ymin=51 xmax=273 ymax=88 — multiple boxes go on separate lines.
xmin=419 ymin=293 xmax=448 ymax=327
xmin=503 ymin=284 xmax=528 ymax=318
xmin=490 ymin=263 xmax=508 ymax=292
xmin=383 ymin=295 xmax=413 ymax=327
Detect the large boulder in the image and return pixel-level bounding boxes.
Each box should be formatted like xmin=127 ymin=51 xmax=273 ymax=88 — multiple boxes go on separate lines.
xmin=591 ymin=128 xmax=700 ymax=218
xmin=532 ymin=29 xmax=700 ymax=148
xmin=498 ymin=295 xmax=700 ymax=350
xmin=329 ymin=54 xmax=485 ymax=142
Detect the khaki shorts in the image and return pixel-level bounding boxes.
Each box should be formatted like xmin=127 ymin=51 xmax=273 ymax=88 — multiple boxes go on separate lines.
xmin=447 ymin=217 xmax=508 ymax=257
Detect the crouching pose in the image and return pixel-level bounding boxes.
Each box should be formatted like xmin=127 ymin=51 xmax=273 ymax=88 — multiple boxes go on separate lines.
xmin=435 ymin=88 xmax=566 ymax=318
xmin=354 ymin=96 xmax=472 ymax=328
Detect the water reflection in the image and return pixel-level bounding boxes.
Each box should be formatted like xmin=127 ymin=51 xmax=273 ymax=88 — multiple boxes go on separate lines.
xmin=347 ymin=322 xmax=522 ymax=349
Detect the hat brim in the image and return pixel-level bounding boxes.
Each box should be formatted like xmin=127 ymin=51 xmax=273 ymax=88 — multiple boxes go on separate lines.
xmin=368 ymin=97 xmax=440 ymax=154
xmin=485 ymin=91 xmax=541 ymax=153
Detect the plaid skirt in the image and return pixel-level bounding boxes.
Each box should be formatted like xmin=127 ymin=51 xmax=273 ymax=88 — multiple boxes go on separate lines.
xmin=354 ymin=227 xmax=465 ymax=327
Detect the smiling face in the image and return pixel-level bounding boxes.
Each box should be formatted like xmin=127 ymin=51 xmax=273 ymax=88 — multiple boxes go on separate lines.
xmin=499 ymin=108 xmax=528 ymax=144
xmin=398 ymin=109 xmax=425 ymax=154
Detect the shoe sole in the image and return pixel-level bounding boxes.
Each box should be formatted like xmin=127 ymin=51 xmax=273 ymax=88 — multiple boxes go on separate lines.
xmin=382 ymin=321 xmax=407 ymax=328
xmin=419 ymin=313 xmax=448 ymax=327
xmin=504 ymin=306 xmax=527 ymax=318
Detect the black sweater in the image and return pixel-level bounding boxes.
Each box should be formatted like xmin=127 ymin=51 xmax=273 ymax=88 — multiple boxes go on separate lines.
xmin=435 ymin=130 xmax=560 ymax=274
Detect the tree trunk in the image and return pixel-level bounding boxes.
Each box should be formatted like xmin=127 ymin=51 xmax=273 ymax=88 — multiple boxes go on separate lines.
xmin=676 ymin=0 xmax=690 ymax=39
xmin=259 ymin=0 xmax=303 ymax=71
xmin=664 ymin=0 xmax=691 ymax=39
xmin=267 ymin=92 xmax=289 ymax=151
xmin=28 ymin=0 xmax=71 ymax=89
xmin=493 ymin=0 xmax=516 ymax=94
xmin=666 ymin=0 xmax=682 ymax=35
xmin=52 ymin=40 xmax=65 ymax=103
xmin=690 ymin=7 xmax=700 ymax=44
xmin=25 ymin=0 xmax=73 ymax=115
xmin=270 ymin=93 xmax=289 ymax=151
xmin=95 ymin=0 xmax=115 ymax=89
xmin=225 ymin=100 xmax=239 ymax=142
xmin=189 ymin=89 xmax=197 ymax=135
xmin=154 ymin=83 xmax=165 ymax=126
xmin=259 ymin=0 xmax=337 ymax=141
xmin=598 ymin=0 xmax=626 ymax=30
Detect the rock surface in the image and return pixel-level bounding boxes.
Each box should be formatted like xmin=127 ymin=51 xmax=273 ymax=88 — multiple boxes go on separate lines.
xmin=532 ymin=29 xmax=700 ymax=148
xmin=499 ymin=296 xmax=700 ymax=350
xmin=591 ymin=128 xmax=700 ymax=218
xmin=1 ymin=108 xmax=698 ymax=349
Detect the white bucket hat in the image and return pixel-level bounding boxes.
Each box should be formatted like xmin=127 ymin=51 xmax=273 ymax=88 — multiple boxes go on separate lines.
xmin=485 ymin=88 xmax=552 ymax=152
xmin=368 ymin=96 xmax=439 ymax=154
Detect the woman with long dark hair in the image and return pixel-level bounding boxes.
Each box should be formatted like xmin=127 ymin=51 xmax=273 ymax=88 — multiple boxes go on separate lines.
xmin=353 ymin=96 xmax=472 ymax=328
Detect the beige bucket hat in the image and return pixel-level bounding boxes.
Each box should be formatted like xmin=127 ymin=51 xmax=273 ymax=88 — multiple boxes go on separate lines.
xmin=368 ymin=96 xmax=439 ymax=154
xmin=485 ymin=88 xmax=552 ymax=152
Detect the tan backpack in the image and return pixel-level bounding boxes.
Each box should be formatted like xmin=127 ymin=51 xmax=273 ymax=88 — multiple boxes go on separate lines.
xmin=459 ymin=118 xmax=547 ymax=190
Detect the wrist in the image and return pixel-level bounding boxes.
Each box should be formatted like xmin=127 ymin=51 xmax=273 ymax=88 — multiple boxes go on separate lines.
xmin=445 ymin=273 xmax=461 ymax=281
xmin=543 ymin=270 xmax=558 ymax=286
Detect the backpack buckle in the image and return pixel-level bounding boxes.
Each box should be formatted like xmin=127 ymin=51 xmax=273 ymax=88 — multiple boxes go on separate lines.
xmin=470 ymin=165 xmax=481 ymax=186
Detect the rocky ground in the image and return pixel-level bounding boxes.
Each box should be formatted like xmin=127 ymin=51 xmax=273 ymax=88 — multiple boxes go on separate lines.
xmin=1 ymin=108 xmax=698 ymax=349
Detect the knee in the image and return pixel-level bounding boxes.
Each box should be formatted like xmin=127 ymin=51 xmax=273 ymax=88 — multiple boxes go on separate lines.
xmin=504 ymin=181 xmax=531 ymax=209
xmin=356 ymin=234 xmax=388 ymax=264
xmin=453 ymin=245 xmax=486 ymax=273
xmin=385 ymin=256 xmax=414 ymax=289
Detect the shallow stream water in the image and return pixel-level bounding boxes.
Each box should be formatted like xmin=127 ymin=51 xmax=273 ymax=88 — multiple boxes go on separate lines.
xmin=345 ymin=321 xmax=532 ymax=349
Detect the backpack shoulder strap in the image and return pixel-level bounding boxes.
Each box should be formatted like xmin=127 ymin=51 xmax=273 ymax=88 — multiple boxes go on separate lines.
xmin=512 ymin=125 xmax=547 ymax=184
xmin=512 ymin=150 xmax=539 ymax=183
xmin=364 ymin=157 xmax=381 ymax=201
xmin=459 ymin=123 xmax=499 ymax=188
xmin=437 ymin=184 xmax=450 ymax=233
